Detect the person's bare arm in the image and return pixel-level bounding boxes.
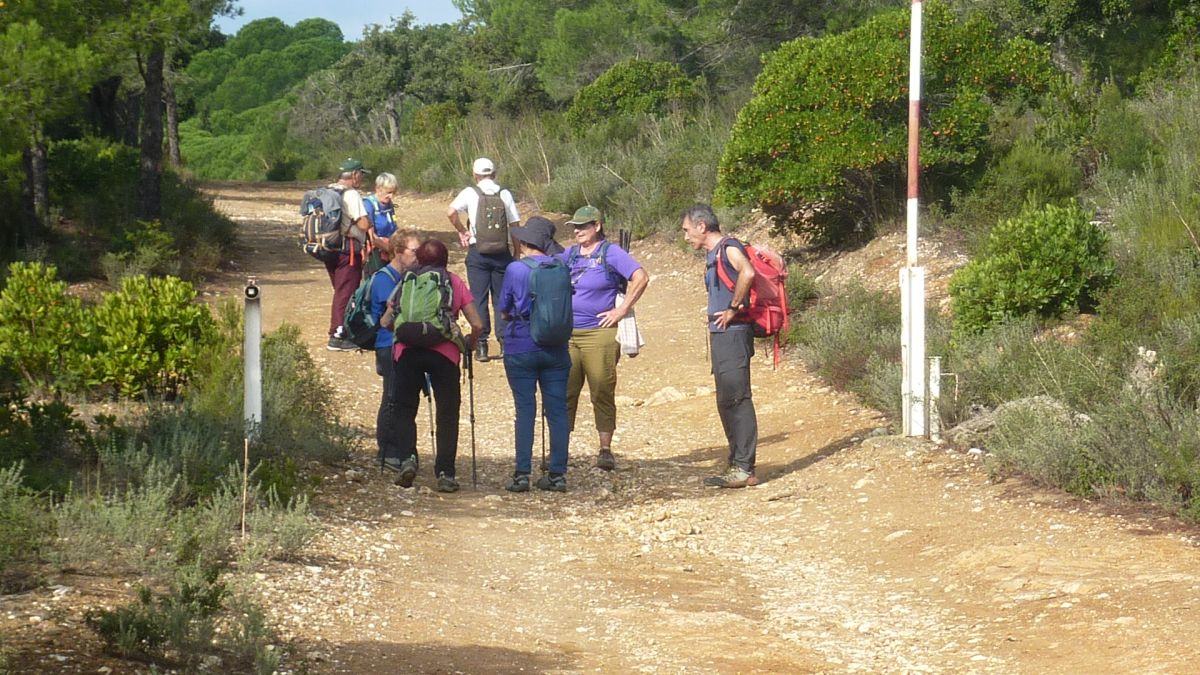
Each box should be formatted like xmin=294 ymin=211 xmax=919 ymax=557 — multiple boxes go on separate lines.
xmin=714 ymin=245 xmax=755 ymax=329
xmin=462 ymin=300 xmax=484 ymax=348
xmin=597 ymin=268 xmax=649 ymax=328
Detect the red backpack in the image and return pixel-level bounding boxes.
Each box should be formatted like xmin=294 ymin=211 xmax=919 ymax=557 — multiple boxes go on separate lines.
xmin=715 ymin=238 xmax=790 ymax=366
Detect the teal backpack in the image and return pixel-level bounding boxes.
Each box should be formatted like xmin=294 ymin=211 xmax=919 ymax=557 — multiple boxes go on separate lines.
xmin=521 ymin=257 xmax=573 ymax=347
xmin=343 ymin=265 xmax=400 ymax=350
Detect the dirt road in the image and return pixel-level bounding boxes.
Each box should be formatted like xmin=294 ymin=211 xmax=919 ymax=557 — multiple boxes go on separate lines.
xmin=209 ymin=183 xmax=1200 ymax=673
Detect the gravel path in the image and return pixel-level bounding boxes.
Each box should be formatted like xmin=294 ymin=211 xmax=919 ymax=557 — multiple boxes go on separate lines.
xmin=203 ymin=182 xmax=1200 ymax=674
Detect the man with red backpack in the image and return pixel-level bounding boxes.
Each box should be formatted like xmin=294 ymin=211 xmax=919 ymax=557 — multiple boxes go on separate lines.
xmin=681 ymin=203 xmax=762 ymax=488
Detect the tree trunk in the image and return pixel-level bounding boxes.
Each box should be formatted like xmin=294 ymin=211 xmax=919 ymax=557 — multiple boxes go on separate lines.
xmin=165 ymin=64 xmax=182 ymax=170
xmin=137 ymin=45 xmax=165 ymax=221
xmin=385 ymin=98 xmax=400 ymax=146
xmin=29 ymin=133 xmax=49 ymax=229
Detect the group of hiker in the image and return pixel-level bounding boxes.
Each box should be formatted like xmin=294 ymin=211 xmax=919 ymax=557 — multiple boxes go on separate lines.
xmin=300 ymin=157 xmax=769 ymax=493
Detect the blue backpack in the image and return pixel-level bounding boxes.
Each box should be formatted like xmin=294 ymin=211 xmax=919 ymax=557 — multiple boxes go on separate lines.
xmin=521 ymin=257 xmax=573 ymax=347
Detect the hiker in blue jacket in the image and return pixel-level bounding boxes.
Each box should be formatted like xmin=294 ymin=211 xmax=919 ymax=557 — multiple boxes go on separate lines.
xmin=498 ymin=216 xmax=572 ymax=493
xmin=370 ymin=228 xmax=420 ymax=470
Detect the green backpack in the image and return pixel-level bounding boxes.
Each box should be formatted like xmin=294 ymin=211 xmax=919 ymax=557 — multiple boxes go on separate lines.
xmin=383 ymin=267 xmax=458 ymax=348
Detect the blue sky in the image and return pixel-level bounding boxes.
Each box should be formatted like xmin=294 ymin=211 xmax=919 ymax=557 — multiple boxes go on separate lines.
xmin=216 ymin=0 xmax=463 ymax=40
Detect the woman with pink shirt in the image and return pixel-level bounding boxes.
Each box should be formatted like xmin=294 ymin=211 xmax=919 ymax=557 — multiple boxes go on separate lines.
xmin=385 ymin=238 xmax=483 ymax=492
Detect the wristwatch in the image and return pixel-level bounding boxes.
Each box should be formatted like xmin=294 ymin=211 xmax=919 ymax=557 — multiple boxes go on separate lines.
xmin=728 ymin=301 xmax=746 ymax=312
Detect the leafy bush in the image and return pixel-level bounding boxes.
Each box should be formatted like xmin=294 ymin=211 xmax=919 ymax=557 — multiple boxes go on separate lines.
xmin=0 ymin=398 xmax=89 ymax=492
xmin=565 ymin=59 xmax=698 ymax=130
xmin=45 ymin=136 xmax=234 ymax=279
xmin=100 ymin=220 xmax=181 ymax=284
xmin=716 ymin=1 xmax=1051 ymax=242
xmin=0 ymin=262 xmax=85 ymax=394
xmin=948 ymin=136 xmax=1082 ymax=244
xmin=84 ymin=275 xmax=217 ymax=398
xmin=949 ymin=202 xmax=1113 ymax=334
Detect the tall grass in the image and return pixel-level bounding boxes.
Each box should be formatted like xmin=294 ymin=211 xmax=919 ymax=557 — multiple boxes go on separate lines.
xmin=306 ymin=102 xmax=742 ymax=236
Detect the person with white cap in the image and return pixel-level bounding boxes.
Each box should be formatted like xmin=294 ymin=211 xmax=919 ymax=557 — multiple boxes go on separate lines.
xmin=446 ymin=157 xmax=521 ymax=363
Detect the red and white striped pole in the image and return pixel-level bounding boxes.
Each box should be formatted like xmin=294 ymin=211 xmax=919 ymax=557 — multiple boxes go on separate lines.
xmin=901 ymin=0 xmax=927 ymax=436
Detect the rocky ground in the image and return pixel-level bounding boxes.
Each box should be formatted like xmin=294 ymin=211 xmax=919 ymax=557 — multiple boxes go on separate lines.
xmin=5 ymin=183 xmax=1200 ymax=673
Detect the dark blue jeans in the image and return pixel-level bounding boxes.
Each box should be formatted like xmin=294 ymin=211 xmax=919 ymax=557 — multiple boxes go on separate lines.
xmin=465 ymin=246 xmax=513 ymax=344
xmin=503 ymin=348 xmax=571 ymax=475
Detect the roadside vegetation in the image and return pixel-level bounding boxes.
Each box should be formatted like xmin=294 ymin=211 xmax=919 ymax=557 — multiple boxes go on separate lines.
xmin=6 ymin=0 xmax=1200 ymax=666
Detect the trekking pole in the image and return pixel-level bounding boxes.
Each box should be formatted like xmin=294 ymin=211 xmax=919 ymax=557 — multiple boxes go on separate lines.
xmin=467 ymin=353 xmax=477 ymax=489
xmin=540 ymin=403 xmax=547 ymax=473
xmin=423 ymin=373 xmax=435 ymax=461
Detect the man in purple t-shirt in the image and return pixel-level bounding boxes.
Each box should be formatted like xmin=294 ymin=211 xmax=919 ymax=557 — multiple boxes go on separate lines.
xmin=561 ymin=205 xmax=649 ymax=471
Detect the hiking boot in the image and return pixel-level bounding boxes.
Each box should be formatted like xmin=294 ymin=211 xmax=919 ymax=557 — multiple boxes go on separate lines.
xmin=474 ymin=341 xmax=489 ymax=363
xmin=435 ymin=472 xmax=459 ymax=493
xmin=505 ymin=473 xmax=530 ymax=493
xmin=326 ymin=337 xmax=357 ymax=352
xmin=596 ymin=449 xmax=616 ymax=471
xmin=535 ymin=473 xmax=567 ymax=492
xmin=703 ymin=467 xmax=758 ymax=489
xmin=394 ymin=457 xmax=418 ymax=488
xmin=381 ymin=456 xmax=403 ymax=474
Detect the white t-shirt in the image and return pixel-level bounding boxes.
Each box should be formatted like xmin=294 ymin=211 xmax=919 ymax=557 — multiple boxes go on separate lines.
xmin=449 ymin=178 xmax=520 ymax=244
xmin=335 ymin=185 xmax=368 ymax=242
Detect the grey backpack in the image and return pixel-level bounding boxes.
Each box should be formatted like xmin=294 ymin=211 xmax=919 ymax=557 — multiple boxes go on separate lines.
xmin=300 ymin=186 xmax=346 ymax=261
xmin=472 ymin=186 xmax=511 ymax=255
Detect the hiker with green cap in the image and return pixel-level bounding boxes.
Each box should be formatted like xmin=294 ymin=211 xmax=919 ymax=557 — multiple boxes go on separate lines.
xmin=561 ymin=205 xmax=649 ymax=471
xmin=325 ymin=158 xmax=372 ymax=351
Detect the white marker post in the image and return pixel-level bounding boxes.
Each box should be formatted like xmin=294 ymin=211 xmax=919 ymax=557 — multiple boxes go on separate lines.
xmin=244 ymin=276 xmax=262 ymax=440
xmin=901 ymin=0 xmax=927 ymax=437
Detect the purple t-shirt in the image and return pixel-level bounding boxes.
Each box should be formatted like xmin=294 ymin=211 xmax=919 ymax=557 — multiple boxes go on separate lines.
xmin=498 ymin=255 xmax=569 ymax=356
xmin=561 ymin=242 xmax=642 ymax=329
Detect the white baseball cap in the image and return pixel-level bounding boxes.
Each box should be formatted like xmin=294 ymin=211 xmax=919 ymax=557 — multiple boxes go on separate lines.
xmin=472 ymin=157 xmax=495 ymax=176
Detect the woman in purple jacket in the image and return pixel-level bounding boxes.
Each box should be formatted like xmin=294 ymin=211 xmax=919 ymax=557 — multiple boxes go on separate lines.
xmin=561 ymin=206 xmax=648 ymax=471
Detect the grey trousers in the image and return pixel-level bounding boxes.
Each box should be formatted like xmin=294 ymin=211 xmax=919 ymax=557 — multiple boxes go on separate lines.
xmin=710 ymin=327 xmax=758 ymax=472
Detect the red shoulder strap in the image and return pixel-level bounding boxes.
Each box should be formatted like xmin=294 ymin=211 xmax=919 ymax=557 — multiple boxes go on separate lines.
xmin=714 ymin=237 xmax=737 ymax=291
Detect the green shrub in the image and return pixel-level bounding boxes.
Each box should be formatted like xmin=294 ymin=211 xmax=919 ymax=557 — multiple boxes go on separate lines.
xmin=716 ymin=1 xmax=1051 ymax=242
xmin=238 ymin=488 xmax=314 ymax=571
xmin=565 ymin=59 xmax=699 ymax=131
xmin=0 ymin=398 xmax=89 ymax=492
xmin=99 ymin=220 xmax=181 ymax=284
xmin=787 ymin=285 xmax=898 ymax=390
xmin=1091 ymin=82 xmax=1157 ymax=177
xmin=949 ymin=202 xmax=1113 ymax=334
xmin=84 ymin=275 xmax=217 ymax=398
xmin=989 ymin=384 xmax=1200 ymax=519
xmin=0 ymin=262 xmax=86 ymax=394
xmin=0 ymin=463 xmax=50 ymax=577
xmin=85 ymin=562 xmax=227 ymax=663
xmin=47 ymin=137 xmax=139 ymax=232
xmin=948 ymin=136 xmax=1082 ymax=243
xmin=785 ymin=269 xmax=820 ymax=308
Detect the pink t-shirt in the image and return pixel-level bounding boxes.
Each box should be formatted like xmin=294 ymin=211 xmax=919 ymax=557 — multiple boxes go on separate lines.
xmin=392 ymin=271 xmax=474 ymax=365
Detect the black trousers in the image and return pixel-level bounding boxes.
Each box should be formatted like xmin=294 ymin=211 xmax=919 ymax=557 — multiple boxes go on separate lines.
xmin=465 ymin=246 xmax=512 ymax=344
xmin=391 ymin=348 xmax=462 ymax=477
xmin=710 ymin=327 xmax=758 ymax=472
